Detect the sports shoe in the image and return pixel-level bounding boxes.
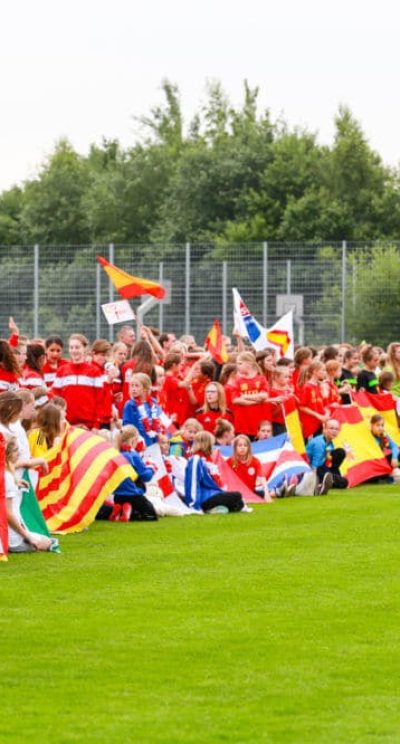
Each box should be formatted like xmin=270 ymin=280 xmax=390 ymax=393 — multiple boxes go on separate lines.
xmin=318 ymin=472 xmax=333 ymax=495
xmin=241 ymin=504 xmax=253 ymax=513
xmin=109 ymin=503 xmax=122 ymax=521
xmin=208 ymin=505 xmax=229 ymax=514
xmin=120 ymin=503 xmax=132 ymax=522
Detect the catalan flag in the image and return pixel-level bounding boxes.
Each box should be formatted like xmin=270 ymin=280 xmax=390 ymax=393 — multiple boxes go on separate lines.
xmin=333 ymin=406 xmax=392 ymax=487
xmin=0 ymin=435 xmax=8 ymax=561
xmin=97 ymin=256 xmax=166 ymax=300
xmin=353 ymin=391 xmax=400 ymax=446
xmin=36 ymin=427 xmax=134 ymax=534
xmin=204 ymin=319 xmax=229 ymax=365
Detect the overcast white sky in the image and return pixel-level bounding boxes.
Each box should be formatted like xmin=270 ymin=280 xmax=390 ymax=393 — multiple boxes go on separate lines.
xmin=1 ymin=0 xmax=399 ymax=192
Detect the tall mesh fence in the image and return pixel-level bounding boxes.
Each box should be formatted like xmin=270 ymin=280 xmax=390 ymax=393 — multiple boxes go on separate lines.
xmin=0 ymin=242 xmax=398 ymax=346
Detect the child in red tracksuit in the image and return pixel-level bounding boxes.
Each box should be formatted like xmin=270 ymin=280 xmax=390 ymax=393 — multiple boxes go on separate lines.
xmin=52 ymin=334 xmax=104 ymax=429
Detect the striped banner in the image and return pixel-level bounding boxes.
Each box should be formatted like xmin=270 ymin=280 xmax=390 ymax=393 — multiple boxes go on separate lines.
xmin=37 ymin=427 xmax=134 ymax=534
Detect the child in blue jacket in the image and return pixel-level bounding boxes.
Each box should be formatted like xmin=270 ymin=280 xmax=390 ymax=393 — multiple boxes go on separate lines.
xmin=184 ymin=431 xmax=245 ymax=513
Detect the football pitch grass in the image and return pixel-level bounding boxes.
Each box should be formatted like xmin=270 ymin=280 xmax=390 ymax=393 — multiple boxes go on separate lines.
xmin=2 ymin=487 xmax=400 ymax=743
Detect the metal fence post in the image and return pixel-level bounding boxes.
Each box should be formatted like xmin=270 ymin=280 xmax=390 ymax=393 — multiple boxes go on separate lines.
xmin=185 ymin=242 xmax=190 ymax=335
xmin=341 ymin=240 xmax=347 ymax=342
xmin=159 ymin=262 xmax=164 ymax=333
xmin=108 ymin=243 xmax=115 ymax=342
xmin=33 ymin=244 xmax=39 ymax=338
xmin=262 ymin=242 xmax=268 ymax=326
xmin=222 ymin=261 xmax=227 ymax=335
xmin=286 ymin=259 xmax=292 ymax=295
xmin=96 ymin=262 xmax=101 ymax=339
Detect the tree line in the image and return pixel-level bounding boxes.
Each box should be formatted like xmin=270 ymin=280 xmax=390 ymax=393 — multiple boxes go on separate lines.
xmin=1 ymin=80 xmax=400 ymax=248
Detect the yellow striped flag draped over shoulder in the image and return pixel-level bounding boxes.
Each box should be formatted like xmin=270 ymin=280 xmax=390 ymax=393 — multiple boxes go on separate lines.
xmin=36 ymin=427 xmax=135 ymax=534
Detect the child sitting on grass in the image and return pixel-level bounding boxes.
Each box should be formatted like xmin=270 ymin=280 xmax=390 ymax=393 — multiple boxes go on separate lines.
xmin=227 ymin=434 xmax=270 ymax=500
xmin=5 ymin=436 xmax=56 ymax=553
xmin=184 ymin=431 xmax=246 ymax=513
xmin=369 ymin=414 xmax=400 ymax=483
xmin=99 ymin=425 xmax=158 ymax=522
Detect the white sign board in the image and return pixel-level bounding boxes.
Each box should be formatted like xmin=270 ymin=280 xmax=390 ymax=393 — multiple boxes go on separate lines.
xmin=101 ymin=300 xmax=135 ymax=325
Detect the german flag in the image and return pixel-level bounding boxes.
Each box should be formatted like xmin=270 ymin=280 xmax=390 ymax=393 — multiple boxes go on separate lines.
xmin=353 ymin=391 xmax=400 ymax=446
xmin=283 ymin=397 xmax=306 ymax=458
xmin=204 ymin=320 xmax=229 ymax=365
xmin=0 ymin=435 xmax=8 ymax=560
xmin=36 ymin=427 xmax=134 ymax=534
xmin=97 ymin=256 xmax=165 ymax=300
xmin=333 ymin=406 xmax=392 ymax=487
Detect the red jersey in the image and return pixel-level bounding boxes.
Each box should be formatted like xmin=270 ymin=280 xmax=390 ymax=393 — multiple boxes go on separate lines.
xmin=323 ymin=380 xmax=342 ymax=409
xmin=191 ymin=375 xmax=212 ymax=409
xmin=231 ymin=374 xmax=272 ymax=436
xmin=42 ymin=358 xmax=68 ymax=389
xmin=195 ymin=409 xmax=233 ymax=434
xmin=52 ymin=360 xmax=104 ymax=429
xmin=161 ymin=373 xmax=192 ymax=427
xmin=269 ymin=388 xmax=296 ymax=425
xmin=227 ymin=455 xmax=262 ymax=492
xmin=21 ymin=366 xmax=45 ymax=391
xmin=92 ymin=362 xmax=114 ymax=426
xmin=0 ymin=368 xmax=20 ymax=393
xmin=299 ymin=381 xmax=326 ymax=439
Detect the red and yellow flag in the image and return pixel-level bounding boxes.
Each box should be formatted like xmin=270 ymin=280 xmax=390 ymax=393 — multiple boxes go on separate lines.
xmin=353 ymin=391 xmax=400 ymax=446
xmin=97 ymin=256 xmax=166 ymax=300
xmin=333 ymin=406 xmax=392 ymax=487
xmin=36 ymin=427 xmax=134 ymax=534
xmin=204 ymin=319 xmax=229 ymax=365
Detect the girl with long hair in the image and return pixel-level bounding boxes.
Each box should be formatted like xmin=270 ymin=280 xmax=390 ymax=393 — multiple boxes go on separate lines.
xmin=195 ymin=382 xmax=233 ymax=433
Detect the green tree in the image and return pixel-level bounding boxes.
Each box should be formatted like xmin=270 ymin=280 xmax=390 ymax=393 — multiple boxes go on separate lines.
xmin=20 ymin=139 xmax=91 ymax=247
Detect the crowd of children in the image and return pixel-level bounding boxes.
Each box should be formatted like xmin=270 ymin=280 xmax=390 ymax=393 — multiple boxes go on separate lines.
xmin=1 ymin=314 xmax=400 ymax=558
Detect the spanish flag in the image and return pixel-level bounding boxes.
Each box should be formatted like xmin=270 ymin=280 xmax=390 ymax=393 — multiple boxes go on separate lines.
xmin=204 ymin=319 xmax=229 ymax=365
xmin=36 ymin=427 xmax=135 ymax=534
xmin=333 ymin=406 xmax=392 ymax=487
xmin=97 ymin=256 xmax=166 ymax=300
xmin=0 ymin=435 xmax=8 ymax=561
xmin=353 ymin=391 xmax=400 ymax=446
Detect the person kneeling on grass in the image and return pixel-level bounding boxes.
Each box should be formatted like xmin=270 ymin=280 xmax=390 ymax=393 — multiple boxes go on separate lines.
xmin=98 ymin=425 xmax=158 ymax=522
xmin=184 ymin=431 xmax=246 ymax=514
xmin=5 ymin=436 xmax=56 ymax=553
xmin=368 ymin=414 xmax=400 ymax=484
xmin=306 ymin=418 xmax=349 ymax=494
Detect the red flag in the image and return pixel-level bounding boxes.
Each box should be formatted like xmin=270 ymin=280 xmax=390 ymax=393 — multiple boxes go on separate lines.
xmin=97 ymin=256 xmax=165 ymax=300
xmin=204 ymin=320 xmax=229 ymax=365
xmin=213 ymin=450 xmax=264 ymax=503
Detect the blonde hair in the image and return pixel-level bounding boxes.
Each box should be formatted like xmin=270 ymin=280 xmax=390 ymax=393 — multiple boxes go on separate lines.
xmin=5 ymin=435 xmax=19 ymax=468
xmin=299 ymin=360 xmax=325 ymax=387
xmin=231 ymin=434 xmax=252 ymax=466
xmin=116 ymin=425 xmax=139 ymax=449
xmin=387 ymin=343 xmax=400 ymax=381
xmin=130 ymin=373 xmax=152 ymax=395
xmin=236 ymin=352 xmax=261 ymax=374
xmin=192 ymin=430 xmax=215 ymax=457
xmin=181 ymin=418 xmax=202 ymax=433
xmin=69 ymin=333 xmax=89 ymax=347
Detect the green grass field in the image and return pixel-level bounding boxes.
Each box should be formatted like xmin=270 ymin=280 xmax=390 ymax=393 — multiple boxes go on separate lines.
xmin=2 ymin=487 xmax=400 ymax=743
